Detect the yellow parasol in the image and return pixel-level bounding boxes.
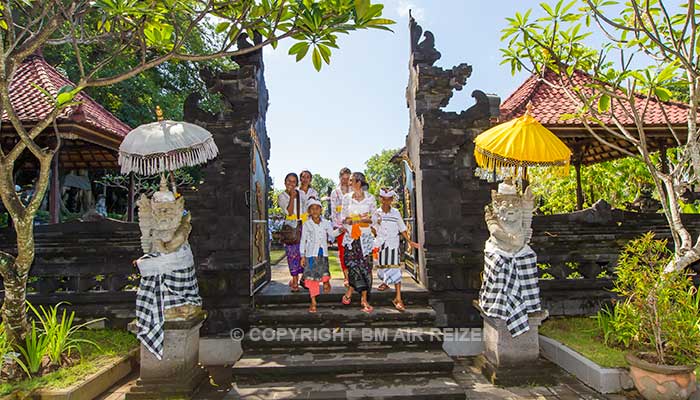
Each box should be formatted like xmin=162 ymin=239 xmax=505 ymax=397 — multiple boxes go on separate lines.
xmin=474 ymin=104 xmax=572 ymax=177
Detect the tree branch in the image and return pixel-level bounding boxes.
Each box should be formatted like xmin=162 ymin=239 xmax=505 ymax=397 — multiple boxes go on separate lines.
xmin=84 ymin=30 xmax=296 ymax=88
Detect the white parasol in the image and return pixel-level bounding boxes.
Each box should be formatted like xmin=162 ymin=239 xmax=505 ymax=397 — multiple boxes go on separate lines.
xmin=118 ymin=107 xmax=219 ymax=175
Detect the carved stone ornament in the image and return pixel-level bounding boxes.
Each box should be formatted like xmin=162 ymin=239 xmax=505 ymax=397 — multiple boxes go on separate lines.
xmin=484 ymin=178 xmax=535 ymax=255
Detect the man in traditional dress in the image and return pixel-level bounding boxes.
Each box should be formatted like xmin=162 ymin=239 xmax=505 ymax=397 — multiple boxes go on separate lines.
xmin=372 ymin=188 xmax=420 ymax=312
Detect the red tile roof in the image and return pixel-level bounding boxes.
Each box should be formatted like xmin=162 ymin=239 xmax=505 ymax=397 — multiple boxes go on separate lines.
xmin=3 ymin=55 xmax=130 ymax=144
xmin=500 ymin=69 xmax=690 ymax=127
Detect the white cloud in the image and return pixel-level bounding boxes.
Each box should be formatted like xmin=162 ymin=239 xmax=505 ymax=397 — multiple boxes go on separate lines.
xmin=395 ymin=0 xmax=425 ymax=21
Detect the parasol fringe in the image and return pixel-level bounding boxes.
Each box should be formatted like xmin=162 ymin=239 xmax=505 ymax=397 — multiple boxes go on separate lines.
xmin=118 ymin=137 xmax=219 ymax=175
xmin=474 ymin=145 xmax=570 ymax=176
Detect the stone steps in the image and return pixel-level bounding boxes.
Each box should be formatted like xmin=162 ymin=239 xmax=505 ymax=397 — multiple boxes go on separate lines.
xmin=232 ymin=350 xmax=455 ymax=377
xmin=254 ymin=289 xmax=431 ymax=307
xmin=248 ymin=305 xmax=436 ymax=328
xmin=228 ymin=373 xmax=466 ymax=399
xmin=225 ymin=299 xmax=465 ymax=400
xmin=242 ymin=326 xmax=445 ymax=353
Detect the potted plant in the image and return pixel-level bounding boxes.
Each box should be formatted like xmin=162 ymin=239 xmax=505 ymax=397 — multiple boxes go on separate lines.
xmin=598 ymin=233 xmax=699 ymax=400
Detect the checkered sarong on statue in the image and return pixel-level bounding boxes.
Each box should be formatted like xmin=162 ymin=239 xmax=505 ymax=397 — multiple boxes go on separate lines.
xmin=135 ymin=244 xmax=202 ymax=360
xmin=479 ymin=242 xmax=540 ymax=337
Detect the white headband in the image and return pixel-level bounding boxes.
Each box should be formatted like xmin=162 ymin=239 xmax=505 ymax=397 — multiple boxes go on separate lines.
xmin=379 ymin=188 xmax=397 ymax=198
xmin=306 ymin=198 xmax=322 ymax=210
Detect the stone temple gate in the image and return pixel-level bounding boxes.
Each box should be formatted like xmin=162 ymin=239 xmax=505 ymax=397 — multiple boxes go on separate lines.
xmin=181 ymin=17 xmax=500 ymax=335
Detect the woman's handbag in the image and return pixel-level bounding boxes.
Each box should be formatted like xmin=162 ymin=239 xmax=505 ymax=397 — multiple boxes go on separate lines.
xmin=278 ymin=190 xmax=302 ymax=245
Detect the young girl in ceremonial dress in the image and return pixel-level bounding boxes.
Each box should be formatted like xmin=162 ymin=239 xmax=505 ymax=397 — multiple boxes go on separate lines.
xmin=372 ymin=188 xmax=420 ymax=312
xmin=299 ymin=198 xmax=342 ymax=313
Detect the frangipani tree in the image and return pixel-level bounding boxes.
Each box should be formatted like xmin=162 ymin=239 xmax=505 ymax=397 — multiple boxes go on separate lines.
xmin=0 ymin=0 xmax=393 ymax=342
xmin=502 ymin=0 xmax=700 ymax=273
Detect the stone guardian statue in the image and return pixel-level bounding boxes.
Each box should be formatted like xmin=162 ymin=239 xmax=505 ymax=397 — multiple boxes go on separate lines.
xmin=134 ymin=176 xmax=202 ymax=359
xmin=478 ymin=178 xmax=541 ymax=337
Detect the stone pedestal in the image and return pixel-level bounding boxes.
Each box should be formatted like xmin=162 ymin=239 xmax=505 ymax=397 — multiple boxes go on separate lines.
xmin=474 ymin=302 xmax=557 ymax=386
xmin=127 ymin=312 xmax=207 ymax=399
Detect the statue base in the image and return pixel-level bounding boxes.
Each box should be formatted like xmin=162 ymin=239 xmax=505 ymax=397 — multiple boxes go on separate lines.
xmin=126 ymin=311 xmax=207 ymax=399
xmin=474 ymin=354 xmax=559 ymax=386
xmin=474 ymin=301 xmax=555 ymax=386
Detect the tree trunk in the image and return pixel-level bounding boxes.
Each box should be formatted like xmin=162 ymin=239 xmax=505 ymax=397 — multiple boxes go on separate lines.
xmin=0 ymin=219 xmax=33 ymax=343
xmin=0 ymin=155 xmax=51 ymax=343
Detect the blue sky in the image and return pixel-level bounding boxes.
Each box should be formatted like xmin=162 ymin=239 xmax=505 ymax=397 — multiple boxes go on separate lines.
xmin=264 ymin=0 xmax=541 ymax=187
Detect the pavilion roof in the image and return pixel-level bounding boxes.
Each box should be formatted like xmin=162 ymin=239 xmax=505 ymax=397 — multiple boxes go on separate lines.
xmin=2 ymin=55 xmax=130 ymax=152
xmin=499 ymin=69 xmax=692 ymax=164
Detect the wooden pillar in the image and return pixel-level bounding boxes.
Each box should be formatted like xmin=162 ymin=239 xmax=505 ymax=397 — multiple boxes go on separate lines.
xmin=660 ymin=142 xmax=669 ymax=174
xmin=127 ymin=173 xmax=135 ymax=222
xmin=522 ymin=166 xmax=529 ymax=190
xmin=575 ymin=160 xmax=583 ymax=211
xmin=49 ymin=153 xmax=60 ymax=224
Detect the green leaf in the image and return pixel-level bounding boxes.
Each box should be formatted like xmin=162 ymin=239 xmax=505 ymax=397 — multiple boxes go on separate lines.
xmin=215 ymin=22 xmax=230 ymax=34
xmin=288 ymin=41 xmax=307 ymax=55
xmin=317 ymin=44 xmax=331 ymax=64
xmin=598 ymin=94 xmax=611 ymax=112
xmin=654 ymin=87 xmax=672 ymax=102
xmin=294 ymin=43 xmax=310 ymax=61
xmin=355 ymin=0 xmax=369 ymax=19
xmin=312 ymin=47 xmax=322 ymax=71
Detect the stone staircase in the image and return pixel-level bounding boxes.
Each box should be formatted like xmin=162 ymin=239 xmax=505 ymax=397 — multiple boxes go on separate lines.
xmin=227 ymin=289 xmax=466 ymax=399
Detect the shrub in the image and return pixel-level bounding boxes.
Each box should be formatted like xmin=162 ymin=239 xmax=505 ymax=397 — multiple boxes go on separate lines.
xmin=27 ymin=302 xmax=101 ymax=366
xmin=596 ymin=233 xmax=700 ymax=366
xmin=12 ymin=302 xmax=103 ymax=377
xmin=14 ymin=321 xmax=50 ymax=377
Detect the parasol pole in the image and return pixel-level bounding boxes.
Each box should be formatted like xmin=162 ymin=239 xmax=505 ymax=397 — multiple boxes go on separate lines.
xmin=155 ymin=105 xmax=179 ymax=196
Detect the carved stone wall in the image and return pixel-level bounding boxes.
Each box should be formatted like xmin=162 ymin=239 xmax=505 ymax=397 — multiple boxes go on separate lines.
xmin=184 ymin=37 xmax=270 ymax=335
xmin=405 ymin=15 xmax=498 ymax=327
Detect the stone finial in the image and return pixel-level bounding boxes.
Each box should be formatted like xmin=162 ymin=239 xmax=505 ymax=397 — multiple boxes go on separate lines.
xmin=409 ymin=12 xmax=441 ymax=66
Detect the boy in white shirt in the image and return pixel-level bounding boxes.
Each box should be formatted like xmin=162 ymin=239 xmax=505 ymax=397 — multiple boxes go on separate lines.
xmin=372 ymin=188 xmax=420 ymax=312
xmin=300 ymin=198 xmax=343 ymax=313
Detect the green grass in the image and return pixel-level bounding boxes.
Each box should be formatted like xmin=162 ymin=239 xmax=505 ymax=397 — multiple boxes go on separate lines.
xmin=541 ymin=317 xmax=700 ymax=376
xmin=0 ymin=329 xmax=138 ymax=396
xmin=270 ymin=249 xmax=286 ymax=264
xmin=271 ymin=249 xmax=343 ymax=277
xmin=540 ymin=317 xmax=627 ymax=368
xmin=328 ymin=252 xmax=342 ymax=277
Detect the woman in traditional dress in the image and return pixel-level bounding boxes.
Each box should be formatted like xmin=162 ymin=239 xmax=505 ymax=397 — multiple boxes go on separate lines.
xmin=340 ymin=172 xmax=377 ymax=313
xmin=277 ymin=172 xmax=305 ymax=292
xmin=372 ymin=188 xmax=421 ymax=311
xmin=299 ymin=170 xmax=319 ymax=203
xmin=330 ymin=167 xmax=352 ymax=286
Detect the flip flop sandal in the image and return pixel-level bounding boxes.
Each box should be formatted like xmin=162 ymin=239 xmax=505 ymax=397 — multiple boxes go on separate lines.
xmin=308 ymin=305 xmax=317 ymax=313
xmin=341 ymin=295 xmax=351 ymax=305
xmin=377 ymin=283 xmax=390 ymax=291
xmin=290 ymin=282 xmax=300 ymax=292
xmin=392 ymin=299 xmax=406 ymax=312
xmin=361 ymin=304 xmax=374 ymax=314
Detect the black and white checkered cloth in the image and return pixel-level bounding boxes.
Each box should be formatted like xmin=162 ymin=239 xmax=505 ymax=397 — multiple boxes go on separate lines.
xmin=135 ymin=248 xmax=201 ymax=360
xmin=479 ymin=242 xmax=541 ymax=337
